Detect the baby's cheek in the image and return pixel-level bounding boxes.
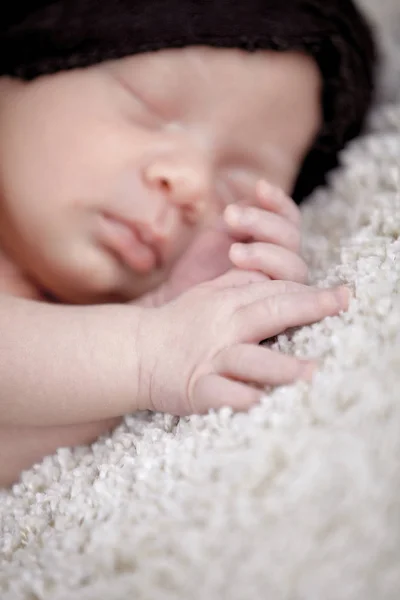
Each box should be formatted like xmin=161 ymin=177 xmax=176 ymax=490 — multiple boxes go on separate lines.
xmin=134 ymin=230 xmax=234 ymax=306
xmin=170 ymin=229 xmax=233 ymax=287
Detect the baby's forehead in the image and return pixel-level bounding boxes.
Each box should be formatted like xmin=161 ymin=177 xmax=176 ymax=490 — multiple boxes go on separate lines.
xmin=112 ymin=44 xmax=315 ymax=71
xmin=109 ymin=45 xmax=320 ymax=102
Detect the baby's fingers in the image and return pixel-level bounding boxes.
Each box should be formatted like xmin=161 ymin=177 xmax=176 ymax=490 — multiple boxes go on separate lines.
xmin=224 ymin=205 xmax=301 ymax=252
xmin=214 ymin=344 xmax=315 ymax=387
xmin=190 ymin=373 xmax=262 ymax=414
xmin=256 ymin=180 xmax=301 ymax=226
xmin=230 ymin=242 xmax=308 ymax=283
xmin=190 ymin=343 xmax=315 ymax=414
xmin=237 ymin=287 xmax=350 ymax=342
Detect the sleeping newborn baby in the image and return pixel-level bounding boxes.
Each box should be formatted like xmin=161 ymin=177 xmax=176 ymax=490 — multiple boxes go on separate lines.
xmin=0 ymin=0 xmax=375 ymax=485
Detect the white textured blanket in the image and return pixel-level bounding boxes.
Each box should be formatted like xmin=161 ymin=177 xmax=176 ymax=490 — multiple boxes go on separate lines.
xmin=1 ymin=2 xmax=399 ymax=598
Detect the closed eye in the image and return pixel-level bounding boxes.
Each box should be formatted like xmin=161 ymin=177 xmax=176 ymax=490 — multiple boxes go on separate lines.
xmin=130 ymin=87 xmax=162 ymax=121
xmin=111 ymin=67 xmax=164 ymax=126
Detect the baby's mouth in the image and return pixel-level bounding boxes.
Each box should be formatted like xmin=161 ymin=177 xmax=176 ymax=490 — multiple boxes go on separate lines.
xmin=98 ymin=212 xmax=158 ymax=274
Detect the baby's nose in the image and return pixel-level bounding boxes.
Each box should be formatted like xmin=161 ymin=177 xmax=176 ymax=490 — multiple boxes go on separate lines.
xmin=144 ymin=159 xmax=210 ymax=224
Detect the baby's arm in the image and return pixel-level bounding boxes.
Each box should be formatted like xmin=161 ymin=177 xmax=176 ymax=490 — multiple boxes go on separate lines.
xmin=0 ymin=271 xmax=349 ymax=426
xmin=0 ymin=294 xmax=146 ymax=426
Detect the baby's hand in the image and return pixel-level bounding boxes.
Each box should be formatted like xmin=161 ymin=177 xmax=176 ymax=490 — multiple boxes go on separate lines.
xmin=137 ymin=270 xmax=350 ymax=415
xmin=137 ymin=181 xmax=305 ymax=308
xmin=224 ymin=180 xmax=308 ymax=283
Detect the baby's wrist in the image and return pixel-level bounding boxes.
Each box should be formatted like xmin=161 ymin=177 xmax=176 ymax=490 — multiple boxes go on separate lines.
xmin=132 ymin=306 xmax=165 ymax=412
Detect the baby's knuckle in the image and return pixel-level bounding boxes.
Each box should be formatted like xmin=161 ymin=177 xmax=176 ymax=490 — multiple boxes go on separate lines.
xmin=221 ymin=344 xmax=243 ymax=366
xmin=228 ymin=303 xmax=248 ymax=338
xmin=275 ymin=280 xmax=298 ymax=295
xmin=266 ymin=295 xmax=284 ymax=322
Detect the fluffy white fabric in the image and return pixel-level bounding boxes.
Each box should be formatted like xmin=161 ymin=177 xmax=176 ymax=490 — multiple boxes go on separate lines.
xmin=1 ymin=2 xmax=399 ymax=598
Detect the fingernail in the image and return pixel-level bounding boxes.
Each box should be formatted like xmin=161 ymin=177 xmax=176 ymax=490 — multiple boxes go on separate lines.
xmin=224 ymin=205 xmax=242 ymax=225
xmin=335 ymin=286 xmax=351 ymax=309
xmin=300 ymin=361 xmax=317 ymax=382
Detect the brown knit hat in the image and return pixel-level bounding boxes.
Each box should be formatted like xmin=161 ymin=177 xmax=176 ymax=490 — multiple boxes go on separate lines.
xmin=0 ymin=0 xmax=377 ymax=202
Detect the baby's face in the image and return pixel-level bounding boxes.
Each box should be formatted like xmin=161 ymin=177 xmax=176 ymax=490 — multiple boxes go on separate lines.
xmin=0 ymin=46 xmax=321 ymax=303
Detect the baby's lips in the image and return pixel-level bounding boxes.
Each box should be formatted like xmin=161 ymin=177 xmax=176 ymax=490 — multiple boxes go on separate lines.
xmin=99 ymin=214 xmax=157 ymax=274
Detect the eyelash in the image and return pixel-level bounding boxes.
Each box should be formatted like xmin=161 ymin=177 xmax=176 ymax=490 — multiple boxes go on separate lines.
xmin=115 ymin=70 xmax=164 ymax=126
xmin=133 ymin=95 xmax=164 ymax=127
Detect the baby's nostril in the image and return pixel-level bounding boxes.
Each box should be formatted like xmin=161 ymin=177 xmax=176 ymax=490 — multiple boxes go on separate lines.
xmin=159 ymin=178 xmax=171 ymax=192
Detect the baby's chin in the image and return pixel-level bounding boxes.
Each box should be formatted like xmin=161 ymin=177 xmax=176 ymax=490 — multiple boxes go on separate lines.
xmin=20 ymin=236 xmax=172 ymax=304
xmin=38 ymin=260 xmax=170 ymax=305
